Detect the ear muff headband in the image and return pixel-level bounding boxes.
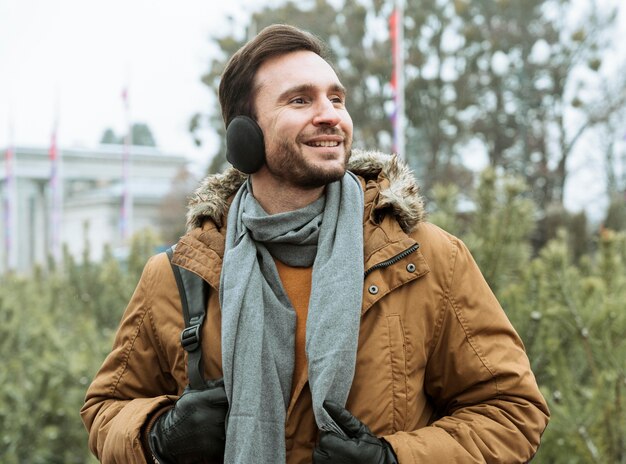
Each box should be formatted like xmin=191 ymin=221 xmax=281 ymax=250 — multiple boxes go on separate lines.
xmin=225 ymin=116 xmax=265 ymax=174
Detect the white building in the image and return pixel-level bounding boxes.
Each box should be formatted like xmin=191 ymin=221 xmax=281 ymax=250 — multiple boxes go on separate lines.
xmin=1 ymin=144 xmax=189 ymax=274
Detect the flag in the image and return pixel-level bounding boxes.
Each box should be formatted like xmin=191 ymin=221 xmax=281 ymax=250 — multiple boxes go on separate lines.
xmin=390 ymin=8 xmax=398 ymax=96
xmin=390 ymin=1 xmax=406 ymax=159
xmin=49 ymin=121 xmax=62 ymax=263
xmin=121 ymin=87 xmax=129 ymax=107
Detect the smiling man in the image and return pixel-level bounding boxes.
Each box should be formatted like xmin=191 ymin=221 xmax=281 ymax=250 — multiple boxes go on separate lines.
xmin=81 ymin=24 xmax=549 ymax=464
xmin=251 ymin=50 xmax=353 ymax=209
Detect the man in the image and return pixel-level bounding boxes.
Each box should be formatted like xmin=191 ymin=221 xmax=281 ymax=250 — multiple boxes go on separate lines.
xmin=81 ymin=24 xmax=549 ymax=463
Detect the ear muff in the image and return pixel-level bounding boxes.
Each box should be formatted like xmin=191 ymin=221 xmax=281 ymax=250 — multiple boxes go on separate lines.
xmin=225 ymin=115 xmax=266 ymax=174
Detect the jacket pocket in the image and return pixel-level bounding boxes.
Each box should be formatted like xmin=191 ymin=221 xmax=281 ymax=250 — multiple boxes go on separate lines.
xmin=386 ymin=314 xmax=408 ymax=432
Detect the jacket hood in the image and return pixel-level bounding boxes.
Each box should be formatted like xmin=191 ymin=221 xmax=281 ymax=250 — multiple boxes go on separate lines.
xmin=186 ymin=149 xmax=425 ymax=233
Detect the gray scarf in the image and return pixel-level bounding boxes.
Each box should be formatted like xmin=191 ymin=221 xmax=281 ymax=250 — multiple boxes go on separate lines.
xmin=219 ymin=172 xmax=364 ymax=463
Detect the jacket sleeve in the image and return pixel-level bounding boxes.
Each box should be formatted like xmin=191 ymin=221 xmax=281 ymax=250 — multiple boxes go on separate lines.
xmin=80 ymin=254 xmax=181 ymax=464
xmin=384 ymin=236 xmax=550 ymax=463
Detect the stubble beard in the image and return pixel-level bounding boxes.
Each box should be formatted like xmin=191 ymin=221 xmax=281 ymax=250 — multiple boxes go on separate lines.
xmin=266 ymin=131 xmax=353 ymax=189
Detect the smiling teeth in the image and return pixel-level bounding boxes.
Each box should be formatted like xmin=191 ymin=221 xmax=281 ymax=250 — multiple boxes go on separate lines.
xmin=310 ymin=141 xmax=339 ymax=147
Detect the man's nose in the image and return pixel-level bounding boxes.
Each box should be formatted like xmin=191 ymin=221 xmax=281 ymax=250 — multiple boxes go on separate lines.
xmin=312 ymin=99 xmax=342 ymax=127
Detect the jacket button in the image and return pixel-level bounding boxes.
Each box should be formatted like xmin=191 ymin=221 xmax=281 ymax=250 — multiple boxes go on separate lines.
xmin=406 ymin=263 xmax=416 ymax=272
xmin=368 ymin=285 xmax=379 ymax=295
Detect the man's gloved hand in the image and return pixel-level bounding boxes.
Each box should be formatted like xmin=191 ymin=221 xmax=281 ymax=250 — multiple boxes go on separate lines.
xmin=312 ymin=401 xmax=399 ymax=464
xmin=148 ymin=378 xmax=228 ymax=464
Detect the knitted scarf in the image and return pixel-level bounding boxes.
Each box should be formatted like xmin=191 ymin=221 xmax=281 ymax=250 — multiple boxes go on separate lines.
xmin=219 ymin=172 xmax=364 ymax=463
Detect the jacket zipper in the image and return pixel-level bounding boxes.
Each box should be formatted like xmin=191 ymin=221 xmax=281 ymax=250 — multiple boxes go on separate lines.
xmin=364 ymin=243 xmax=420 ymax=278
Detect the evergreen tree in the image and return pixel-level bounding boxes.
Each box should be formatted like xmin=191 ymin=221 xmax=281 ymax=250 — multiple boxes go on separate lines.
xmin=429 ymin=168 xmax=535 ymax=293
xmin=99 ymin=123 xmax=157 ymax=147
xmin=0 ymin=231 xmax=159 ymax=463
xmin=501 ymin=229 xmax=626 ymax=463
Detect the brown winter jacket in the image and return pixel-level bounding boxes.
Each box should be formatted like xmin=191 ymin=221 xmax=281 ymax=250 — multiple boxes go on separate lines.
xmin=81 ymin=150 xmax=549 ymax=463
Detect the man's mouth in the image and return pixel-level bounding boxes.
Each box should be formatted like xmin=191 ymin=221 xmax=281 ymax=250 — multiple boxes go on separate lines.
xmin=305 ymin=140 xmax=341 ymax=148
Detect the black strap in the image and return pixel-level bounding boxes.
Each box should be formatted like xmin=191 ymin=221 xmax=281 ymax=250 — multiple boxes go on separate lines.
xmin=166 ymin=246 xmax=210 ymax=390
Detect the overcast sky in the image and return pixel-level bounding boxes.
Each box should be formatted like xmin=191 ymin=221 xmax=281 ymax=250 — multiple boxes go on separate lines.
xmin=0 ymin=0 xmax=271 ymax=171
xmin=1 ymin=0 xmax=624 ymax=218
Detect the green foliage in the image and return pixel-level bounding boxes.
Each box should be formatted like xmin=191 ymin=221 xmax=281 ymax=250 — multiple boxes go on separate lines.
xmin=99 ymin=128 xmax=117 ymax=144
xmin=0 ymin=232 xmax=159 ymax=463
xmin=428 ymin=182 xmax=464 ymax=236
xmin=430 ymin=168 xmax=535 ymax=294
xmin=0 ymin=174 xmax=621 ymax=461
xmin=604 ymin=193 xmax=626 ymax=232
xmin=100 ymin=122 xmax=157 ymax=147
xmin=501 ymin=230 xmax=626 ymax=463
xmin=463 ymin=169 xmax=535 ymax=294
xmin=194 ymin=0 xmax=625 ymax=222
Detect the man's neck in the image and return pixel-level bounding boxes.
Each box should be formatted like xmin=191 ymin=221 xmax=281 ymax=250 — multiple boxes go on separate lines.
xmin=249 ymin=173 xmax=325 ymax=215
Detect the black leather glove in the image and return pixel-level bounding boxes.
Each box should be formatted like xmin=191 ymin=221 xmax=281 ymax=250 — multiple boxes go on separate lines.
xmin=148 ymin=378 xmax=228 ymax=464
xmin=312 ymin=401 xmax=399 ymax=464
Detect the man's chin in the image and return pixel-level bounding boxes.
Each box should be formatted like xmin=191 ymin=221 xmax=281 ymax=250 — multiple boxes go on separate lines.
xmin=295 ymin=166 xmax=346 ymax=189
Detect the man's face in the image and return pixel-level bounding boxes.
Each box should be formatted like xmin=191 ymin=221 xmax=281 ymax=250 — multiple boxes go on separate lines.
xmin=252 ymin=50 xmax=353 ymax=189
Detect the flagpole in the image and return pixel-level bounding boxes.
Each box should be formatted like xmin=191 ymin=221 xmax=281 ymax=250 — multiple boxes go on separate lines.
xmin=121 ymin=84 xmax=133 ymax=243
xmin=4 ymin=119 xmax=17 ymax=272
xmin=49 ymin=101 xmax=62 ymax=264
xmin=391 ymin=0 xmax=406 ymax=159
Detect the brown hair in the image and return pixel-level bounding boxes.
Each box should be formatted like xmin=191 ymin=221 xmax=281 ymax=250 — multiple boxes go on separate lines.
xmin=218 ymin=24 xmax=330 ymax=127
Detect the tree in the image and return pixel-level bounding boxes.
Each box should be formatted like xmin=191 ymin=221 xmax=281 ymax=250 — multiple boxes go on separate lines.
xmin=192 ymin=0 xmax=625 ymax=242
xmin=500 ymin=229 xmax=626 ymax=463
xmin=131 ymin=122 xmax=158 ymax=147
xmin=0 ymin=232 xmax=159 ymax=464
xmin=598 ymin=82 xmax=626 ymax=232
xmin=604 ymin=194 xmax=626 ymax=232
xmin=2 ymin=165 xmax=625 ymax=461
xmin=429 ymin=168 xmax=535 ymax=294
xmin=100 ymin=128 xmax=117 ymax=144
xmin=453 ymin=0 xmax=624 ymax=246
xmin=99 ymin=122 xmax=157 ymax=147
xmin=400 ymin=0 xmax=625 ymax=216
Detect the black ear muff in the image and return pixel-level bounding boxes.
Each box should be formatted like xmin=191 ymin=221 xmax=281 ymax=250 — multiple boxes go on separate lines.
xmin=226 ymin=116 xmax=265 ymax=174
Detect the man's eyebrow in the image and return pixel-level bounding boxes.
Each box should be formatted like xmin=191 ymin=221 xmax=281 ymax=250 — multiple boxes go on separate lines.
xmin=277 ymin=83 xmax=347 ymax=102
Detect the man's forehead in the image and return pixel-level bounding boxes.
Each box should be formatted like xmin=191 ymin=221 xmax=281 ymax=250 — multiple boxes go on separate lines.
xmin=254 ymin=50 xmax=343 ymax=94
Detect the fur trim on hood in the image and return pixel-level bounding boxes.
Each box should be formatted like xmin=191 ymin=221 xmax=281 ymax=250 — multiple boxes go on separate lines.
xmin=186 ymin=149 xmax=425 ymax=232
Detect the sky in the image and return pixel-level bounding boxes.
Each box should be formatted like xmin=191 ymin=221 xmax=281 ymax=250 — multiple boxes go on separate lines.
xmin=0 ymin=0 xmax=271 ymax=171
xmin=1 ymin=0 xmax=624 ymax=219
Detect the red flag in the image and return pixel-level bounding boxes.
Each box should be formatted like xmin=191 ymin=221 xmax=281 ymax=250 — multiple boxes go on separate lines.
xmin=389 ymin=2 xmax=405 ymax=159
xmin=49 ymin=122 xmax=62 ymax=262
xmin=49 ymin=129 xmax=57 ymax=161
xmin=390 ymin=8 xmax=398 ymax=95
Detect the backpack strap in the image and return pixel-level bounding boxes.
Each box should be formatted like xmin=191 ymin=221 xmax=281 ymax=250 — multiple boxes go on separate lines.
xmin=166 ymin=246 xmax=210 ymax=390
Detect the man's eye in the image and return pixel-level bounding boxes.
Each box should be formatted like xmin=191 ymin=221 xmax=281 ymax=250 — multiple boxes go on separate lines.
xmin=291 ymin=97 xmax=306 ymax=104
xmin=330 ymin=96 xmax=345 ymax=105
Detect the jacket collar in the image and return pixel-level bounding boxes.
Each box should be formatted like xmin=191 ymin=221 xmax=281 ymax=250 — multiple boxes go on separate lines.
xmin=185 ymin=149 xmax=425 ymax=233
xmin=176 ymin=149 xmax=427 ymax=293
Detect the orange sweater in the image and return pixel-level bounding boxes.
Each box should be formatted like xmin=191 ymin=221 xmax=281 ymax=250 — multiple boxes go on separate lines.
xmin=274 ymin=259 xmax=312 ymax=398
